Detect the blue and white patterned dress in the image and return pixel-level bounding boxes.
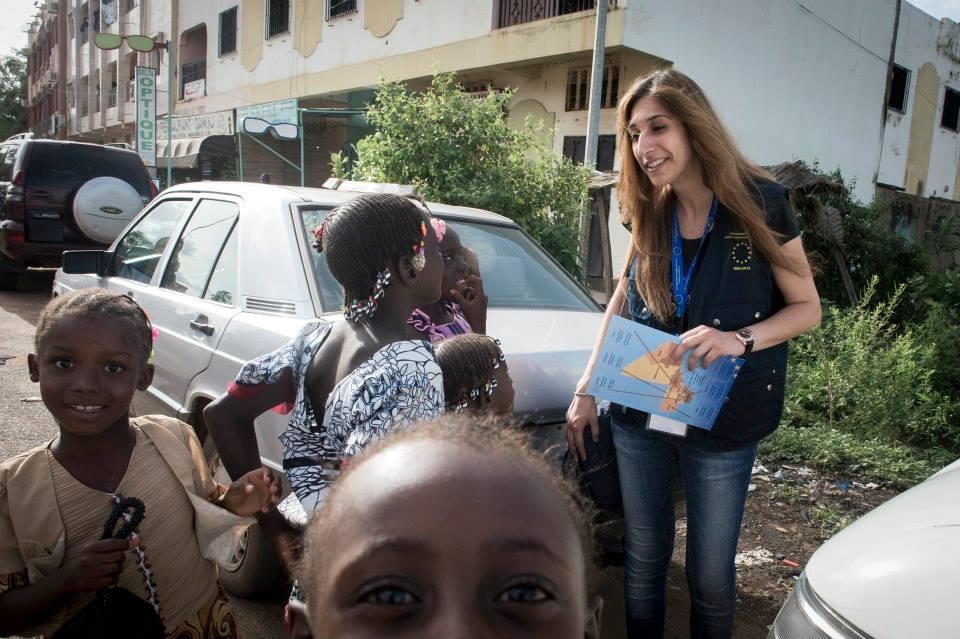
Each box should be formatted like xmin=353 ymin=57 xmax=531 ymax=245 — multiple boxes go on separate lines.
xmin=232 ymin=320 xmax=444 ymax=517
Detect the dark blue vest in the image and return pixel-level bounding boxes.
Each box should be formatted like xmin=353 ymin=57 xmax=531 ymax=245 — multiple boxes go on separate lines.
xmin=617 ymin=181 xmax=790 ymax=450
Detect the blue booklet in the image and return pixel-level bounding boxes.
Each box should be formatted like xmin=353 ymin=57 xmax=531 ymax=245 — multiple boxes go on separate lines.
xmin=587 ymin=316 xmax=744 ymax=430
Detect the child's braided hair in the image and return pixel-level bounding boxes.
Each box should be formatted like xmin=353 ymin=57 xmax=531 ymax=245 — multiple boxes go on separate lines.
xmin=435 ymin=334 xmax=505 ymax=411
xmin=35 ymin=289 xmax=154 ymax=365
xmin=313 ymin=193 xmax=430 ymax=318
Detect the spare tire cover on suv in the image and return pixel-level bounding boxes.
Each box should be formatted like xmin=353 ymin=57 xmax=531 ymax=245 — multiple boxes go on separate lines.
xmin=72 ymin=176 xmax=145 ymax=244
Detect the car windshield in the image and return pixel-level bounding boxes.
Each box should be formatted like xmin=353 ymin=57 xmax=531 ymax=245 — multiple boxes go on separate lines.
xmin=299 ymin=208 xmax=598 ymax=313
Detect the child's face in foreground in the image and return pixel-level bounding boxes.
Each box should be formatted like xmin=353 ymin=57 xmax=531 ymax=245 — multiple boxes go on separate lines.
xmin=308 ymin=440 xmax=600 ymax=639
xmin=28 ymin=315 xmax=152 ymax=437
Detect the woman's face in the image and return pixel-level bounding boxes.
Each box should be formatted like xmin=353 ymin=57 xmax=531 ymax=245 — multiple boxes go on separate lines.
xmin=439 ymin=228 xmax=469 ymax=299
xmin=627 ymin=96 xmax=699 ymax=189
xmin=307 ymin=440 xmax=600 ymax=639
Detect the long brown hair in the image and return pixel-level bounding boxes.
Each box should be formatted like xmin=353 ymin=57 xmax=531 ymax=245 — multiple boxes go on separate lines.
xmin=617 ymin=69 xmax=798 ymax=323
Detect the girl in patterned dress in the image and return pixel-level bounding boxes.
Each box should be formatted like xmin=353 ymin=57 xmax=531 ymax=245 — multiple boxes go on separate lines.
xmin=204 ymin=193 xmax=446 ymax=587
xmin=0 ymin=290 xmax=280 ymax=638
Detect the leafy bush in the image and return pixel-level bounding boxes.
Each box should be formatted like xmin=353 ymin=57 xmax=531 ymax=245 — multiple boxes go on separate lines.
xmin=795 ymin=172 xmax=928 ymax=308
xmin=335 ymin=72 xmax=590 ymax=274
xmin=783 ymin=278 xmax=960 ymax=454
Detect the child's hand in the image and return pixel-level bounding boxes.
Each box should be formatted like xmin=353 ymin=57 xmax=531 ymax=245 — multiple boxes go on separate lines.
xmin=449 ymin=274 xmax=488 ymax=333
xmin=60 ymin=537 xmax=137 ymax=594
xmin=221 ymin=467 xmax=281 ymax=516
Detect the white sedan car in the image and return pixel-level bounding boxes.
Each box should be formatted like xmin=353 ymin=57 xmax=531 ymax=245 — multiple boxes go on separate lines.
xmin=768 ymin=457 xmax=960 ymax=638
xmin=53 ymin=181 xmax=603 ymax=595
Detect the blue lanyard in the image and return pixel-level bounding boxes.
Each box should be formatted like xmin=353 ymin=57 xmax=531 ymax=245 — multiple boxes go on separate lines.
xmin=671 ymin=195 xmax=718 ymax=320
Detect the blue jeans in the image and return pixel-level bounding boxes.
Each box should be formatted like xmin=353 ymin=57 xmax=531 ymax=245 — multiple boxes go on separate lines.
xmin=611 ymin=412 xmax=757 ymax=639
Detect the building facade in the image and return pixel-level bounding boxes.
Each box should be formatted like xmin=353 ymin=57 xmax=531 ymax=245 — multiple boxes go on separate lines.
xmin=877 ymin=1 xmax=960 ymax=200
xmin=23 ymin=0 xmax=960 ymax=262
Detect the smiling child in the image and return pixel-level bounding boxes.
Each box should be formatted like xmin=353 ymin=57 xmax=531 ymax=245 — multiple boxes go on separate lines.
xmin=0 ymin=290 xmax=279 ymax=638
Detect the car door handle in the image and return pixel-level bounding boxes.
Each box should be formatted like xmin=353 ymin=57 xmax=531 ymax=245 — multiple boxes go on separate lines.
xmin=189 ymin=320 xmax=215 ymax=336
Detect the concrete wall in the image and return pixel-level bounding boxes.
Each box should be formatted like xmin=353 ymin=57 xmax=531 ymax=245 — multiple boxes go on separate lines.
xmin=877 ymin=3 xmax=960 ymax=200
xmin=875 ymin=186 xmax=960 ymax=270
xmin=620 ymin=0 xmax=894 ymax=206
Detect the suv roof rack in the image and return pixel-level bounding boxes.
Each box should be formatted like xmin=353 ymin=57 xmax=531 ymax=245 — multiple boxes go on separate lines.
xmin=322 ymin=178 xmax=418 ymax=197
xmin=104 ymin=142 xmax=135 ymax=150
xmin=4 ymin=132 xmax=34 ymax=142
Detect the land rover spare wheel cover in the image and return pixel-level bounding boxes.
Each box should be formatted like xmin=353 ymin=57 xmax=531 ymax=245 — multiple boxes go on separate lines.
xmin=73 ymin=176 xmax=144 ymax=244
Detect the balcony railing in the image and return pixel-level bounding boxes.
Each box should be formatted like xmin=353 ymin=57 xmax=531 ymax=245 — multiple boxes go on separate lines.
xmin=180 ymin=58 xmax=206 ymax=98
xmin=495 ymin=0 xmax=613 ymax=29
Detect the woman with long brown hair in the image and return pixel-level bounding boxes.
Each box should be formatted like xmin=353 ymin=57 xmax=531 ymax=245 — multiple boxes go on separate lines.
xmin=565 ymin=69 xmax=821 ymax=638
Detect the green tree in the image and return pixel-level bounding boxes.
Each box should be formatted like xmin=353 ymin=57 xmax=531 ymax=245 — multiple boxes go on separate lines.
xmin=0 ymin=49 xmax=27 ymax=141
xmin=335 ymin=72 xmax=590 ymax=274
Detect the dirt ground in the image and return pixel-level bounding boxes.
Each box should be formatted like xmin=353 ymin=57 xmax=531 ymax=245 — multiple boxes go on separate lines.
xmin=594 ymin=461 xmax=900 ymax=637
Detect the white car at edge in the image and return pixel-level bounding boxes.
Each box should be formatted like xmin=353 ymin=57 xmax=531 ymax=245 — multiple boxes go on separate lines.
xmin=768 ymin=457 xmax=960 ymax=638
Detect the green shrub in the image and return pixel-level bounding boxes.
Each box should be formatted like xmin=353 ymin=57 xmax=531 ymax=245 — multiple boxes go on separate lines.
xmin=783 ymin=278 xmax=960 ymax=454
xmin=795 ymin=171 xmax=928 ymax=308
xmin=336 ymin=72 xmax=590 ymax=274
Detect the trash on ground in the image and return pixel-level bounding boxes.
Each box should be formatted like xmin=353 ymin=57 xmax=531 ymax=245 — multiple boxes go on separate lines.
xmin=782 ymin=558 xmax=801 ymax=568
xmin=832 ymin=480 xmax=850 ymax=492
xmin=748 ymin=483 xmax=757 ymax=492
xmin=21 ymin=397 xmax=42 ymax=403
xmin=752 ymin=463 xmax=769 ymax=475
xmin=736 ymin=548 xmax=775 ymax=566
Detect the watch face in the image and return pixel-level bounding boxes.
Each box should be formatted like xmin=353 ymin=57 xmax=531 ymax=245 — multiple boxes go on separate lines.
xmin=737 ymin=328 xmax=753 ymax=341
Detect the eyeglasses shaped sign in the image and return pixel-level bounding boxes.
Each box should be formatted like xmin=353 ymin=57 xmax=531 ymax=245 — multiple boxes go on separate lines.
xmin=241 ymin=117 xmax=299 ymax=140
xmin=94 ymin=33 xmax=158 ymax=52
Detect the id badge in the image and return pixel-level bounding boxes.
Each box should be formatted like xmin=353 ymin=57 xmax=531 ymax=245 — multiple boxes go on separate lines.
xmin=647 ymin=414 xmax=688 ymax=437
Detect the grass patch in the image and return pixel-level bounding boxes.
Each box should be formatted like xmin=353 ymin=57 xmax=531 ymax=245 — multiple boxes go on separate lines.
xmin=808 ymin=504 xmax=854 ymax=539
xmin=759 ymin=423 xmax=952 ymax=488
xmin=768 ymin=482 xmax=803 ymax=506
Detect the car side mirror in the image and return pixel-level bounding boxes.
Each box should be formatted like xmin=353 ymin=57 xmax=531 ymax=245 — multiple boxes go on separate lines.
xmin=62 ymin=250 xmax=112 ymax=276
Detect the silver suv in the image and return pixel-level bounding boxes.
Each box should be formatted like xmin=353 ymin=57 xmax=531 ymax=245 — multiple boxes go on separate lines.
xmin=53 ymin=181 xmax=603 ymax=595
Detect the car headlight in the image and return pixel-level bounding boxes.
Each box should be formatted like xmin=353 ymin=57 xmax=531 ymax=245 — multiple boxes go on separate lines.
xmin=768 ymin=572 xmax=871 ymax=639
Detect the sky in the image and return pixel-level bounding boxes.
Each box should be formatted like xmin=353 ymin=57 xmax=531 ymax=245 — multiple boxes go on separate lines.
xmin=1 ymin=0 xmax=960 ymax=57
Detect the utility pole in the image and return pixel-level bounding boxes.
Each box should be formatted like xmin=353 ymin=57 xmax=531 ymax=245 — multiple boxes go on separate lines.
xmin=578 ymin=0 xmax=609 ymax=278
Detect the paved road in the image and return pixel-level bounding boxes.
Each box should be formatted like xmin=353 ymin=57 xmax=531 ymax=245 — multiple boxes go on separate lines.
xmin=0 ymin=270 xmax=774 ymax=638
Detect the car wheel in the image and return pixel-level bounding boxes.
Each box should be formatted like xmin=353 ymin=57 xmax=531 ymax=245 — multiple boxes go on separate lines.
xmin=0 ymin=270 xmax=20 ymax=291
xmin=218 ymin=521 xmax=289 ymax=599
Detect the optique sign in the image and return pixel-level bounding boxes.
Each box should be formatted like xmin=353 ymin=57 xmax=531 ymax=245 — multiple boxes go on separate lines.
xmin=136 ymin=66 xmax=157 ymax=167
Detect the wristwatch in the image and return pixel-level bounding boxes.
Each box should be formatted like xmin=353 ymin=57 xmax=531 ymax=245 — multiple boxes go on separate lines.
xmin=734 ymin=328 xmax=754 ymax=355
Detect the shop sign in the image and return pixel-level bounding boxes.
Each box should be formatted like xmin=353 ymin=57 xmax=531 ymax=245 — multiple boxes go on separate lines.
xmin=183 ymin=79 xmax=205 ymax=101
xmin=135 ymin=66 xmax=157 ymax=167
xmin=236 ymin=98 xmax=298 ymax=128
xmin=157 ymin=110 xmax=235 ymax=141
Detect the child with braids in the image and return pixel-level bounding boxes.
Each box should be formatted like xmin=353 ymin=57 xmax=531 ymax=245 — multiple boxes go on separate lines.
xmin=0 ymin=290 xmax=280 ymax=638
xmin=203 ymin=193 xmax=445 ymax=601
xmin=289 ymin=415 xmax=604 ymax=638
xmin=435 ymin=334 xmax=515 ymax=415
xmin=408 ymin=219 xmax=489 ymax=340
